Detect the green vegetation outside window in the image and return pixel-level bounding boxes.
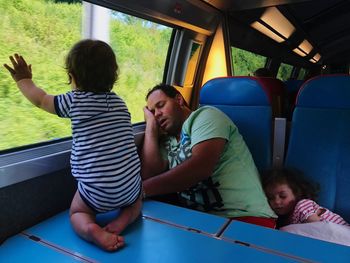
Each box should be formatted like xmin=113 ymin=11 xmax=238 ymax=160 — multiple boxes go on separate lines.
xmin=297 ymin=68 xmax=307 ymax=80
xmin=231 ymin=47 xmax=266 ymax=76
xmin=0 ymin=0 xmax=172 ymax=151
xmin=0 ymin=0 xmax=81 ymax=150
xmin=277 ymin=63 xmax=293 ymax=81
xmin=109 ymin=12 xmax=172 ymax=123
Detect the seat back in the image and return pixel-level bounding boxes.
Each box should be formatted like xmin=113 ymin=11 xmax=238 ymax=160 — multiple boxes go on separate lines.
xmin=284 ymin=79 xmax=304 ymax=120
xmin=256 ymin=77 xmax=287 ymax=118
xmin=285 ymin=74 xmax=350 ymax=222
xmin=284 ymin=79 xmax=303 ymax=92
xmin=200 ymin=77 xmax=272 ymax=171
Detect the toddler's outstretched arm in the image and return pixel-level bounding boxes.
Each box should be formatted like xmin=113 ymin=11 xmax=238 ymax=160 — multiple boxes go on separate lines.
xmin=4 ymin=54 xmax=56 ymax=114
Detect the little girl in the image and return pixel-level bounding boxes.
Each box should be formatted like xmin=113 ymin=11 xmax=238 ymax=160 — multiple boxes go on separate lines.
xmin=4 ymin=40 xmax=142 ymax=251
xmin=261 ymin=168 xmax=349 ymax=228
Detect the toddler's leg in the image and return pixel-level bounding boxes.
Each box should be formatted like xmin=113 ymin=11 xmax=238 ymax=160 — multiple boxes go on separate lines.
xmin=104 ymin=195 xmax=142 ymax=234
xmin=69 ymin=191 xmax=124 ymax=251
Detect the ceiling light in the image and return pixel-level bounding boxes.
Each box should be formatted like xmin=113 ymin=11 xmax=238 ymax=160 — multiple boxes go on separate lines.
xmin=309 ymin=58 xmax=317 ymax=63
xmin=313 ymin=53 xmax=321 ymax=62
xmin=251 ymin=21 xmax=285 ymax=43
xmin=299 ymin=40 xmax=313 ymax=54
xmin=293 ymin=48 xmax=307 ymax=57
xmin=250 ymin=7 xmax=295 ymax=43
xmin=260 ymin=7 xmax=295 ymax=39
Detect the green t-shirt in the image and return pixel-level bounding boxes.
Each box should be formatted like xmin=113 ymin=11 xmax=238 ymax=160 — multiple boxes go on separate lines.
xmin=161 ymin=106 xmax=276 ymax=218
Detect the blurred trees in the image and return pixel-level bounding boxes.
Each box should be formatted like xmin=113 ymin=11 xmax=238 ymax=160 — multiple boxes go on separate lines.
xmin=0 ymin=0 xmax=171 ymax=150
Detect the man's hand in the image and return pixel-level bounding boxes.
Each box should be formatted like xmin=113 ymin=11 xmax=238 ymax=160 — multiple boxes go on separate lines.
xmin=143 ymin=106 xmax=156 ymax=123
xmin=143 ymin=106 xmax=162 ymax=135
xmin=143 ymin=106 xmax=168 ymax=137
xmin=3 ymin=54 xmax=32 ymax=82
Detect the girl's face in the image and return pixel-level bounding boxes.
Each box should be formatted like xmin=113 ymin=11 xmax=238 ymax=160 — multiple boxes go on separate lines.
xmin=265 ymin=183 xmax=297 ymax=216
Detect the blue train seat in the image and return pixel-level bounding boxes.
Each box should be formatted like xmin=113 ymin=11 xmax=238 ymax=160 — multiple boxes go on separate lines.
xmin=284 ymin=79 xmax=304 ymax=119
xmin=284 ymin=79 xmax=304 ymax=94
xmin=200 ymin=77 xmax=272 ymax=171
xmin=285 ymin=74 xmax=350 ymax=222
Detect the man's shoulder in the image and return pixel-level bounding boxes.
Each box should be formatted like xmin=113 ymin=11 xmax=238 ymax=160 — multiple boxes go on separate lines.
xmin=189 ymin=106 xmax=232 ymax=126
xmin=195 ymin=105 xmax=221 ymax=114
xmin=190 ymin=105 xmax=227 ymax=120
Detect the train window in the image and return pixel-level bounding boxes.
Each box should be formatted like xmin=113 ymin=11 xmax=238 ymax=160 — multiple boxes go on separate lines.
xmin=109 ymin=11 xmax=172 ymax=123
xmin=1 ymin=0 xmax=81 ymax=151
xmin=277 ymin=63 xmax=293 ymax=81
xmin=183 ymin=41 xmax=201 ymax=87
xmin=297 ymin=68 xmax=307 ymax=80
xmin=231 ymin=47 xmax=266 ymax=76
xmin=0 ymin=1 xmax=172 ymax=151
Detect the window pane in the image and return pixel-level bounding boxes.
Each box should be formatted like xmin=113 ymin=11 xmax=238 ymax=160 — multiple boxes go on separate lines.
xmin=0 ymin=1 xmax=172 ymax=151
xmin=109 ymin=12 xmax=172 ymax=123
xmin=231 ymin=47 xmax=266 ymax=76
xmin=297 ymin=68 xmax=307 ymax=80
xmin=0 ymin=0 xmax=81 ymax=151
xmin=277 ymin=63 xmax=293 ymax=81
xmin=183 ymin=41 xmax=202 ymax=86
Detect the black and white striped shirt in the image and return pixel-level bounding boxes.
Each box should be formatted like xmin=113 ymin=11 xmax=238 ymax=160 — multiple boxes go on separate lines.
xmin=54 ymin=91 xmax=141 ymax=212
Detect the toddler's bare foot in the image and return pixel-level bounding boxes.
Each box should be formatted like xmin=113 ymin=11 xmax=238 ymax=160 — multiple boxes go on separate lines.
xmin=104 ymin=198 xmax=142 ymax=234
xmin=104 ymin=218 xmax=126 ymax=234
xmin=104 ymin=210 xmax=133 ymax=234
xmin=88 ymin=223 xmax=125 ymax=251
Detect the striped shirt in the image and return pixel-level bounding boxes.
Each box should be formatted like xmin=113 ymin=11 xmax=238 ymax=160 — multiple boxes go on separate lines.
xmin=291 ymin=199 xmax=349 ymax=226
xmin=54 ymin=91 xmax=141 ymax=213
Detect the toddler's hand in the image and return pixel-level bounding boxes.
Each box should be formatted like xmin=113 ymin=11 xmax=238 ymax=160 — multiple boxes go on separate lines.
xmin=306 ymin=214 xmax=321 ymax=222
xmin=3 ymin=54 xmax=32 ymax=82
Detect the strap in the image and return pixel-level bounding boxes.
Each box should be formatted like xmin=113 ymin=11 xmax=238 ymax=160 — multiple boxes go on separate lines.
xmin=272 ymin=117 xmax=286 ymax=168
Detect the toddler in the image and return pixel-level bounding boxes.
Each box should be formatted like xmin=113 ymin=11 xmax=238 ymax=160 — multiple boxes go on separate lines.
xmin=4 ymin=39 xmax=142 ymax=251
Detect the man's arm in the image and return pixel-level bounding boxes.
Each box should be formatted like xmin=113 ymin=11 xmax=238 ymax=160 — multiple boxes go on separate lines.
xmin=143 ymin=138 xmax=226 ymax=197
xmin=141 ymin=107 xmax=168 ymax=179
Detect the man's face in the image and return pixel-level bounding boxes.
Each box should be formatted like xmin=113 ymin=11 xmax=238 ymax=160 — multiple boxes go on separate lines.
xmin=146 ymin=90 xmax=184 ymax=136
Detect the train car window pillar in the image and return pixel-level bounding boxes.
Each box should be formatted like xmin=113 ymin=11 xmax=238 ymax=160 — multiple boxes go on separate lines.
xmin=202 ymin=21 xmax=228 ymax=86
xmin=82 ymin=1 xmax=110 ymax=42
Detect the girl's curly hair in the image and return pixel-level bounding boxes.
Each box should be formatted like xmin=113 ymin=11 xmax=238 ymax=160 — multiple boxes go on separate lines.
xmin=261 ymin=167 xmax=319 ymax=201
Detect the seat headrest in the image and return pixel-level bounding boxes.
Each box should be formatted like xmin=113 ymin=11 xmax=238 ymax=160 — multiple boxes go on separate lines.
xmin=296 ymin=75 xmax=350 ymax=108
xmin=200 ymin=77 xmax=269 ymax=106
xmin=256 ymin=77 xmax=285 ymax=94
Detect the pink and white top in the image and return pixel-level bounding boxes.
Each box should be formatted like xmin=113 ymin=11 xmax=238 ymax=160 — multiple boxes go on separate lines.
xmin=291 ymin=199 xmax=349 ymax=226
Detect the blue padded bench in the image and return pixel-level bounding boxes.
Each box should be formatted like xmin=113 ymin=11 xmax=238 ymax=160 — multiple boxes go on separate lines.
xmin=142 ymin=200 xmax=229 ymax=235
xmin=222 ymin=220 xmax=350 ymax=263
xmin=200 ymin=77 xmax=272 ymax=171
xmin=0 ymin=201 xmax=296 ymax=263
xmin=285 ymin=74 xmax=350 ymax=222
